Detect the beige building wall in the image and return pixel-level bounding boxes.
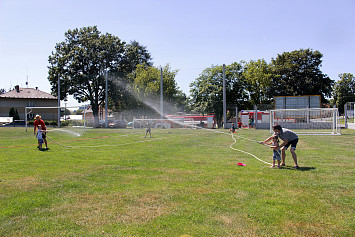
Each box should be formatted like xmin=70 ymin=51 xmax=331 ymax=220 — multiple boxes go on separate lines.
xmin=0 ymin=86 xmax=59 ymax=121
xmin=0 ymin=98 xmax=58 ymax=120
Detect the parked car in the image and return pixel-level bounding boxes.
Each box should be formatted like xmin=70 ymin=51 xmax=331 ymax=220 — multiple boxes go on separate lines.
xmin=98 ymin=120 xmax=106 ymax=127
xmin=108 ymin=120 xmax=126 ymax=128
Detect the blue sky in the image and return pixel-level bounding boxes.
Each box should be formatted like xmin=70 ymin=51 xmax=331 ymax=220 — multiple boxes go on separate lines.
xmin=1 ymin=0 xmax=354 ymax=106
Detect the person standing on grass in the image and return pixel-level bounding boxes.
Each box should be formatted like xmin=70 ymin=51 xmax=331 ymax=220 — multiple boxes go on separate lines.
xmin=262 ymin=124 xmax=299 ymax=168
xmin=145 ymin=122 xmax=151 ymax=138
xmin=265 ymin=135 xmax=282 ymax=168
xmin=36 ymin=124 xmax=45 ymax=149
xmin=34 ymin=114 xmax=48 ymax=149
xmin=237 ymin=119 xmax=243 ymax=129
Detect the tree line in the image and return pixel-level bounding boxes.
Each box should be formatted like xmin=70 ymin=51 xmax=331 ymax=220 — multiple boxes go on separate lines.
xmin=22 ymin=26 xmax=354 ymax=126
xmin=189 ymin=53 xmax=354 ymax=126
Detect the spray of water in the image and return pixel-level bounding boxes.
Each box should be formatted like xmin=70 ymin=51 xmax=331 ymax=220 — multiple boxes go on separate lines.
xmin=51 ymin=128 xmax=82 ymax=137
xmin=108 ymin=74 xmax=169 ymax=120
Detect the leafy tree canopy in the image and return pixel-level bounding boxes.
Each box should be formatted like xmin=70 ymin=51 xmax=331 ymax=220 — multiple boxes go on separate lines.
xmin=243 ymin=59 xmax=273 ymax=105
xmin=48 ymin=26 xmax=152 ymax=126
xmin=270 ymin=48 xmax=334 ymax=102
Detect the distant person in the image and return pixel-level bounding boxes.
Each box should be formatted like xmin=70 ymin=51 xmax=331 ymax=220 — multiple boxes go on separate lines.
xmin=34 ymin=114 xmax=48 ymax=149
xmin=237 ymin=120 xmax=243 ymax=129
xmin=262 ymin=124 xmax=299 ymax=168
xmin=36 ymin=124 xmax=45 ymax=149
xmin=145 ymin=122 xmax=151 ymax=138
xmin=249 ymin=117 xmax=254 ymax=128
xmin=229 ymin=123 xmax=236 ymax=133
xmin=265 ymin=135 xmax=281 ymax=168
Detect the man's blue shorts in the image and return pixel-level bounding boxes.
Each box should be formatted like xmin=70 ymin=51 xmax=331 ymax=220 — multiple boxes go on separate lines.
xmin=284 ymin=139 xmax=298 ymax=150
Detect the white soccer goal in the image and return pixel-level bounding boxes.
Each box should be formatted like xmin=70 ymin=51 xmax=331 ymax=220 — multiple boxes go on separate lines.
xmin=132 ymin=118 xmax=197 ymax=129
xmin=25 ymin=106 xmax=87 ymax=132
xmin=269 ymin=108 xmax=341 ymax=135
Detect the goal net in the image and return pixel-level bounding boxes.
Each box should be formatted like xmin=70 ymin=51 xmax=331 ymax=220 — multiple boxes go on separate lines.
xmin=25 ymin=106 xmax=87 ymax=132
xmin=269 ymin=108 xmax=341 ymax=135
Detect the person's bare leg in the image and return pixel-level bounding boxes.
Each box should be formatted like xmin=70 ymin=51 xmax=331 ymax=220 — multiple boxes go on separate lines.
xmin=290 ymin=148 xmax=298 ymax=167
xmin=281 ymin=147 xmax=286 ymax=166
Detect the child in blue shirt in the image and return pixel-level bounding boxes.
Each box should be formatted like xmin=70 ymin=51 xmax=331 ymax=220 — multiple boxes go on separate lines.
xmin=36 ymin=125 xmax=45 ymax=149
xmin=266 ymin=135 xmax=281 ymax=168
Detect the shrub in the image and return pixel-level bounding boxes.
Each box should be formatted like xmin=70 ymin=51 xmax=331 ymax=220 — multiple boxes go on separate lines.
xmin=61 ymin=120 xmax=70 ymax=126
xmin=50 ymin=120 xmax=58 ymax=126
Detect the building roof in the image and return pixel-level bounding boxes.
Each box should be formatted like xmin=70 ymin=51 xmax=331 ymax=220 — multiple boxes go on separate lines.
xmin=0 ymin=87 xmax=57 ymax=100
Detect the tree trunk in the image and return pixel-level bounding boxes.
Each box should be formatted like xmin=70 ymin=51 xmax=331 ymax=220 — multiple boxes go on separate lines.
xmin=91 ymin=103 xmax=100 ymax=128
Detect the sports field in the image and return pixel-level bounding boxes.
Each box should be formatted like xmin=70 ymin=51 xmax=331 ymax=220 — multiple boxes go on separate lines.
xmin=1 ymin=127 xmax=354 ymax=236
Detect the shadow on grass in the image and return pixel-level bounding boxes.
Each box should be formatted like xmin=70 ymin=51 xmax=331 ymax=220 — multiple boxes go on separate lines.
xmin=39 ymin=148 xmax=50 ymax=152
xmin=281 ymin=166 xmax=316 ymax=171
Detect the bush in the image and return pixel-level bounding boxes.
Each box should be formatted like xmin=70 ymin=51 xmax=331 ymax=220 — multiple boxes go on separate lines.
xmin=70 ymin=120 xmax=84 ymax=126
xmin=50 ymin=120 xmax=58 ymax=126
xmin=61 ymin=120 xmax=70 ymax=126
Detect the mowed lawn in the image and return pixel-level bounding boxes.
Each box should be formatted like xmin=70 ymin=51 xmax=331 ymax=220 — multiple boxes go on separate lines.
xmin=0 ymin=127 xmax=354 ymax=236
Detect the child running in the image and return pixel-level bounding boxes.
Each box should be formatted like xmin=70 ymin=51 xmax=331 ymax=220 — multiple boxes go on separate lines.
xmin=266 ymin=135 xmax=282 ymax=168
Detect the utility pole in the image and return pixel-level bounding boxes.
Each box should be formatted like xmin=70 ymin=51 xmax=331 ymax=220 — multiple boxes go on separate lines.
xmin=160 ymin=67 xmax=163 ymax=121
xmin=223 ymin=64 xmax=226 ymax=128
xmin=105 ymin=70 xmax=108 ymax=128
xmin=58 ymin=74 xmax=61 ymax=128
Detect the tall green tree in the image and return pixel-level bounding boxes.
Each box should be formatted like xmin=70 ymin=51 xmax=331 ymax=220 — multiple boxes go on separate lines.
xmin=0 ymin=88 xmax=5 ymax=95
xmin=243 ymin=59 xmax=273 ymax=105
xmin=120 ymin=40 xmax=153 ymax=74
xmin=189 ymin=62 xmax=247 ymax=127
xmin=270 ymin=49 xmax=334 ymax=102
xmin=48 ymin=26 xmax=152 ymax=126
xmin=332 ymin=73 xmax=355 ymax=114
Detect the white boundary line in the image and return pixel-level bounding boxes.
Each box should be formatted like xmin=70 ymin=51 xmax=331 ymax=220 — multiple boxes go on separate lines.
xmin=208 ymin=129 xmax=272 ymax=165
xmin=230 ymin=133 xmax=272 ymax=165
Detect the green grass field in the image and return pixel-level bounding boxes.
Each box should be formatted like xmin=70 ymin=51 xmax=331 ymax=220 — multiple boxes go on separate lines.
xmin=1 ymin=127 xmax=354 ymax=236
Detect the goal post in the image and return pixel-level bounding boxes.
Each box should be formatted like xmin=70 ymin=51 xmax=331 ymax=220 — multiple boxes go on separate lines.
xmin=269 ymin=108 xmax=341 ymax=135
xmin=25 ymin=106 xmax=87 ymax=132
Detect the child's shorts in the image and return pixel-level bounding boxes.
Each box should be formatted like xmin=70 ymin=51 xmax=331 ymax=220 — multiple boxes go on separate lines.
xmin=38 ymin=138 xmax=44 ymax=144
xmin=273 ymin=150 xmax=281 ymax=161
